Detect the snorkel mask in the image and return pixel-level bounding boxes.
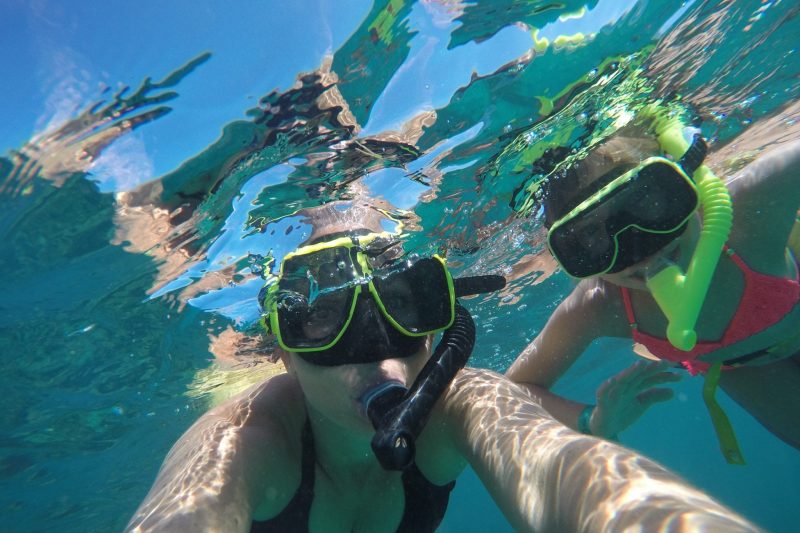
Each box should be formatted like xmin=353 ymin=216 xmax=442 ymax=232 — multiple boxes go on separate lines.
xmin=547 ymin=148 xmax=702 ymax=279
xmin=260 ymin=232 xmax=506 ymax=470
xmin=547 ymin=108 xmax=732 ymax=352
xmin=261 ymin=232 xmax=456 ymax=365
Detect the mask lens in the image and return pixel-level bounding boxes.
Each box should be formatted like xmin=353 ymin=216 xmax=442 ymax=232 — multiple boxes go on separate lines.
xmin=549 ymin=214 xmax=616 ymax=278
xmin=548 ymin=159 xmax=698 ymax=278
xmin=373 ymin=257 xmax=454 ymax=334
xmin=620 ymin=161 xmax=698 ymax=228
xmin=275 ymin=246 xmax=357 ymax=349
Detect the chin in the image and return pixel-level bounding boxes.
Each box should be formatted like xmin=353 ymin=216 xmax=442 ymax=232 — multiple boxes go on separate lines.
xmin=601 ymin=261 xmax=653 ymax=288
xmin=602 ymin=272 xmax=648 ymax=289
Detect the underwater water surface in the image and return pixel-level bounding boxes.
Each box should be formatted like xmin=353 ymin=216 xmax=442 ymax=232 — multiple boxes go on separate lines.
xmin=1 ymin=0 xmax=799 ymax=531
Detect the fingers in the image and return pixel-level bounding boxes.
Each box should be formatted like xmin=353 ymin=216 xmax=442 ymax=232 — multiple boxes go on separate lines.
xmin=597 ymin=360 xmax=680 ymax=402
xmin=595 ymin=376 xmax=618 ymax=400
xmin=636 ymin=387 xmax=675 ymax=407
xmin=623 ymin=360 xmax=680 ymax=390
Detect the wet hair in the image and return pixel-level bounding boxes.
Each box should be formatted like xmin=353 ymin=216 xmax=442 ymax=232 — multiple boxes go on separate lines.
xmin=542 ymin=126 xmax=660 ymax=227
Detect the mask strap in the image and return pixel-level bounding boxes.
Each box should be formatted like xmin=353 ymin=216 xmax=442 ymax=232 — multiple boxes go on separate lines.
xmin=453 ymin=275 xmax=506 ymax=297
xmin=678 ymin=134 xmax=708 ymax=176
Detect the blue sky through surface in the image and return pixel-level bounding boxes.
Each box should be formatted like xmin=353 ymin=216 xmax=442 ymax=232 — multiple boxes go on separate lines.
xmin=0 ymin=0 xmax=639 ymax=189
xmin=0 ymin=0 xmax=370 ymax=185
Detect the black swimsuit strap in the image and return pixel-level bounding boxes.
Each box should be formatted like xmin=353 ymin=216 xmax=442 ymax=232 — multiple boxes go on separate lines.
xmin=397 ymin=463 xmax=455 ymax=532
xmin=252 ymin=418 xmax=454 ymax=533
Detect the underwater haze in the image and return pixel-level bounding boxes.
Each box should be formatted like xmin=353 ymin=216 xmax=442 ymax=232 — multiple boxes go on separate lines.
xmin=1 ymin=0 xmax=799 ymax=531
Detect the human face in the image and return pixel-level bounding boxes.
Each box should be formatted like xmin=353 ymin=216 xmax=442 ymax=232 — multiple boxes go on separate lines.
xmin=283 ymin=337 xmax=431 ymax=433
xmin=600 ymin=216 xmax=699 ymax=289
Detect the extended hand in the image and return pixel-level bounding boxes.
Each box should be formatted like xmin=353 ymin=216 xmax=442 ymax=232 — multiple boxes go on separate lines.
xmin=590 ymin=360 xmax=681 ymax=439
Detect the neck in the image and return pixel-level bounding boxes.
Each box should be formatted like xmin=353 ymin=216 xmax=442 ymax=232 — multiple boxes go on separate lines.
xmin=305 ymin=402 xmax=389 ymax=485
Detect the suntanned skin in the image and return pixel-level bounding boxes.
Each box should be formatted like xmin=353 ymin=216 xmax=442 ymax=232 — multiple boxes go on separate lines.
xmin=126 ymin=215 xmax=761 ymax=532
xmin=507 ymin=139 xmax=800 ymax=449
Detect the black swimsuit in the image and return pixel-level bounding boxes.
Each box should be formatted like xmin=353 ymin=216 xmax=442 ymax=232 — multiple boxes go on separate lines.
xmin=251 ymin=419 xmax=455 ymax=532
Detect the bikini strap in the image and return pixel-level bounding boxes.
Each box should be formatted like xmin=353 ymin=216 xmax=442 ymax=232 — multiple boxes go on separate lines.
xmin=679 ymin=134 xmax=708 ymax=176
xmin=722 ymin=244 xmax=749 ymax=270
xmin=619 ymin=287 xmax=637 ymax=329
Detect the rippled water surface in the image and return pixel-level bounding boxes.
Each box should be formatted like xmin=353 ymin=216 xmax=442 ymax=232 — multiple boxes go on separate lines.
xmin=1 ymin=1 xmax=799 ymax=531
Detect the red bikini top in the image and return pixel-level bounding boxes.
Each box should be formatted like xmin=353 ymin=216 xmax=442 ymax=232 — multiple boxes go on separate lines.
xmin=621 ymin=247 xmax=800 ymax=373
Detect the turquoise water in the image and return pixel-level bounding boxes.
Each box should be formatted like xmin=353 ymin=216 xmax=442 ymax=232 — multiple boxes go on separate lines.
xmin=1 ymin=1 xmax=799 ymax=531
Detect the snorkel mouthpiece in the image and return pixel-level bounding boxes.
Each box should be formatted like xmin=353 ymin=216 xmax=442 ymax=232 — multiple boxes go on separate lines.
xmin=365 ymin=382 xmax=415 ymax=471
xmin=641 ymin=108 xmax=733 ymax=351
xmin=367 ymin=303 xmax=477 ymax=471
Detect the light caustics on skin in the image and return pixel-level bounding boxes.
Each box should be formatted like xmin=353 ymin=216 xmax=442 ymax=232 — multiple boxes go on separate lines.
xmin=127 ymin=383 xmax=268 ymax=532
xmin=2 ymin=2 xmax=798 ymax=532
xmin=445 ymin=369 xmax=760 ymax=533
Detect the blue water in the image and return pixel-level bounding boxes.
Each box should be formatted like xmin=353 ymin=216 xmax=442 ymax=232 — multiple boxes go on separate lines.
xmin=1 ymin=1 xmax=799 ymax=531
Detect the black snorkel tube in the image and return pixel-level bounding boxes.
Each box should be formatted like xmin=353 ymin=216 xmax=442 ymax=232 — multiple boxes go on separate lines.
xmin=365 ymin=274 xmax=506 ymax=471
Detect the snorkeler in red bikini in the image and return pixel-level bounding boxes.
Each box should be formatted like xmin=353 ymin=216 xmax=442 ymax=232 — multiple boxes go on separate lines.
xmin=508 ymin=107 xmax=800 ymax=464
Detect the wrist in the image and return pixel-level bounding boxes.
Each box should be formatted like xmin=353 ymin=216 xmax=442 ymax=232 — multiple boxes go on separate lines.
xmin=577 ymin=404 xmax=594 ymax=435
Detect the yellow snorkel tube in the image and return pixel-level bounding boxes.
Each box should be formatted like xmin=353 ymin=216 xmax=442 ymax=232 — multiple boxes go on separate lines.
xmin=641 ymin=106 xmax=744 ymax=465
xmin=642 ymin=107 xmax=733 ymax=351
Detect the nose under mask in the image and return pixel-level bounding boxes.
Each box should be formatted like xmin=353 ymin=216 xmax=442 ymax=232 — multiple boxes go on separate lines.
xmin=297 ymin=293 xmax=426 ymax=366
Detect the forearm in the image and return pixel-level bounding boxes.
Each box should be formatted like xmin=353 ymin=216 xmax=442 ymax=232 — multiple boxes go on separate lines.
xmin=516 ymin=381 xmax=591 ymax=434
xmin=447 ymin=369 xmax=759 ymax=533
xmin=506 ymin=338 xmax=575 ymax=388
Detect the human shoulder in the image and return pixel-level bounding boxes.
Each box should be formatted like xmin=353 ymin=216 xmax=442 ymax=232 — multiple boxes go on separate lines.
xmin=415 ymin=396 xmax=468 ymax=486
xmin=127 ymin=372 xmax=305 ymax=532
xmin=436 ymin=367 xmax=554 ymax=455
xmin=555 ymin=278 xmax=628 ymax=337
xmin=229 ymin=371 xmax=306 ymax=433
xmin=209 ymin=372 xmax=309 ymax=523
xmin=212 ymin=371 xmax=307 ymax=496
xmin=419 ymin=368 xmax=512 ymax=476
xmin=724 ymin=139 xmax=800 ymax=269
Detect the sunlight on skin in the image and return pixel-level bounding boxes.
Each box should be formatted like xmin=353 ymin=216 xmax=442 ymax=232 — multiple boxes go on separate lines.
xmin=128 ymin=362 xmax=761 ymax=532
xmin=128 ymin=385 xmax=266 ymax=532
xmin=444 ymin=368 xmax=760 ymax=533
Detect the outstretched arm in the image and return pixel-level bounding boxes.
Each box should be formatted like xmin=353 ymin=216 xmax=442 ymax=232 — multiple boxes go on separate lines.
xmin=445 ymin=368 xmax=760 ymax=533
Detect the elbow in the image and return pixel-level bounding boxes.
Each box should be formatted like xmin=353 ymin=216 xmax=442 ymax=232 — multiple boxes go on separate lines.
xmin=505 ymin=360 xmax=556 ymax=390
